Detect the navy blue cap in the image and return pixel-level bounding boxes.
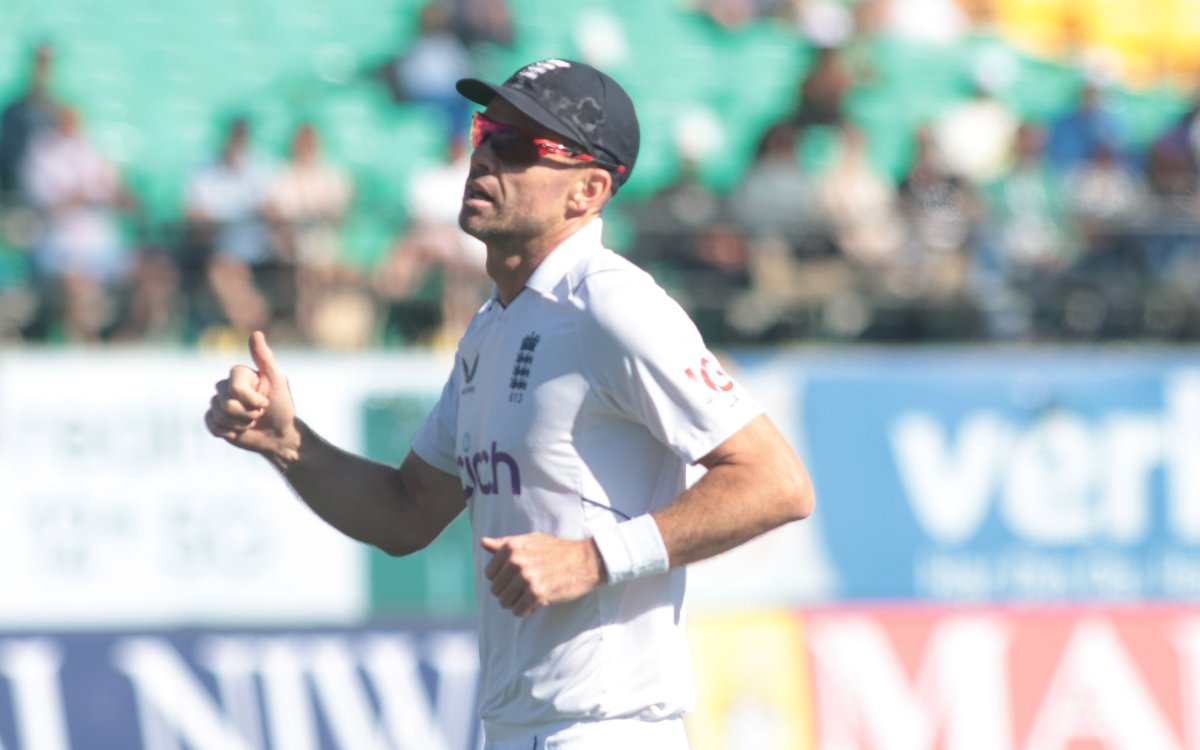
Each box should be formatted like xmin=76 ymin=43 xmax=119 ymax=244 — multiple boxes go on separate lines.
xmin=457 ymin=59 xmax=639 ymax=189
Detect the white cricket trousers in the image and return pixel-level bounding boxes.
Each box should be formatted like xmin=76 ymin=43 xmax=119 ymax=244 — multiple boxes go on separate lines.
xmin=483 ymin=716 xmax=691 ymax=749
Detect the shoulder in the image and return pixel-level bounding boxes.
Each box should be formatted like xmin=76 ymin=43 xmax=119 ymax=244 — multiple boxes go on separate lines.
xmin=570 ymin=247 xmax=654 ymax=292
xmin=569 ymin=249 xmax=702 ymax=352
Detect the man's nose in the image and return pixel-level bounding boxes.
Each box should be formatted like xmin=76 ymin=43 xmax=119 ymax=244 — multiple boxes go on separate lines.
xmin=469 ymin=138 xmax=499 ymax=173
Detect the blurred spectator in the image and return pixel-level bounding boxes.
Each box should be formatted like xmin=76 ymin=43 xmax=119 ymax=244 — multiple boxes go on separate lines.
xmin=805 ymin=125 xmax=907 ymax=338
xmin=787 ymin=45 xmax=855 ymax=132
xmin=984 ymin=123 xmax=1076 ymax=276
xmin=21 ymin=106 xmax=137 ymax=343
xmin=0 ymin=42 xmax=61 ymax=342
xmin=631 ymin=156 xmax=724 ymax=272
xmin=872 ymin=124 xmax=983 ymax=337
xmin=264 ymin=123 xmax=362 ymax=347
xmin=931 ymin=75 xmax=1019 ymax=184
xmin=974 ymin=122 xmax=1076 ymax=338
xmin=629 ymin=156 xmax=753 ymax=343
xmin=379 ymin=2 xmax=473 ymax=138
xmin=266 ymin=124 xmax=352 ymax=267
xmin=0 ymin=42 xmax=60 ymax=202
xmin=1044 ymin=81 xmax=1130 ymax=174
xmin=816 ymin=124 xmax=905 ymax=272
xmin=814 ymin=124 xmax=916 ymax=337
xmin=1135 ymin=134 xmax=1200 ymax=336
xmin=897 ymin=123 xmax=979 ymax=256
xmin=1064 ymin=141 xmax=1150 ymax=233
xmin=728 ymin=121 xmax=823 ymax=253
xmin=1147 ymin=99 xmax=1200 ymax=197
xmin=108 ymin=247 xmax=184 ymax=344
xmin=446 ymin=0 xmax=515 ymax=48
xmin=1057 ymin=140 xmax=1151 ymax=338
xmin=374 ymin=136 xmax=489 ymax=348
xmin=181 ymin=116 xmax=277 ymax=341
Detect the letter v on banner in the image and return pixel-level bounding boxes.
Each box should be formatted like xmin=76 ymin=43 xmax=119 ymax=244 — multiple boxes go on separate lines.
xmin=889 ymin=412 xmax=1012 ymax=545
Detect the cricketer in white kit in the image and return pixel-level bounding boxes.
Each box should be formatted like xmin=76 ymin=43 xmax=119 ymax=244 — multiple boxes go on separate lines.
xmin=204 ymin=58 xmax=813 ymax=750
xmin=412 ymin=218 xmax=762 ymax=742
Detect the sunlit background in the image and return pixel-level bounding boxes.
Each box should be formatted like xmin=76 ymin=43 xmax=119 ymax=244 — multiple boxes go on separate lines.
xmin=2 ymin=0 xmax=1199 ymax=747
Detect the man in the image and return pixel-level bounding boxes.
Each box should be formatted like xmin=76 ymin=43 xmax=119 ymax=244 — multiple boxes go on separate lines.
xmin=22 ymin=106 xmax=134 ymax=342
xmin=205 ymin=59 xmax=814 ymax=748
xmin=0 ymin=42 xmax=59 ymax=200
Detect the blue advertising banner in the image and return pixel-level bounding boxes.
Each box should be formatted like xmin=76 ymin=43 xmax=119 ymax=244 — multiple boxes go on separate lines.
xmin=0 ymin=624 xmax=480 ymax=750
xmin=732 ymin=350 xmax=1200 ymax=602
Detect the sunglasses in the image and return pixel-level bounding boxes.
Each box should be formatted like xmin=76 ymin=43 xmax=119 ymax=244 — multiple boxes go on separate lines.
xmin=470 ymin=112 xmax=626 ymax=175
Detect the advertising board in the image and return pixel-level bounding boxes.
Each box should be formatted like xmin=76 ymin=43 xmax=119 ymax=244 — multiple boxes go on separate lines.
xmin=0 ymin=350 xmax=450 ymax=627
xmin=693 ymin=606 xmax=1200 ymax=750
xmin=733 ymin=350 xmax=1200 ymax=602
xmin=0 ymin=623 xmax=479 ymax=750
xmin=5 ymin=607 xmax=1191 ymax=750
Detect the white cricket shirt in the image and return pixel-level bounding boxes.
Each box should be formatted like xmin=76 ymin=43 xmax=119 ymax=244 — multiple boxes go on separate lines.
xmin=411 ymin=219 xmax=762 ymax=733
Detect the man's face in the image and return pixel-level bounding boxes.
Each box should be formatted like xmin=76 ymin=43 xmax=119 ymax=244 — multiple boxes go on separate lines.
xmin=458 ymin=98 xmax=590 ymax=248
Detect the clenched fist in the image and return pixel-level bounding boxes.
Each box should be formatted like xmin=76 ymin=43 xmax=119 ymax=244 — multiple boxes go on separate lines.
xmin=481 ymin=532 xmax=606 ymax=617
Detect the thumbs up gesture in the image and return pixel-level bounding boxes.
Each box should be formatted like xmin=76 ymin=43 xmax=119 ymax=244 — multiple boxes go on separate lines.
xmin=204 ymin=331 xmax=300 ymax=461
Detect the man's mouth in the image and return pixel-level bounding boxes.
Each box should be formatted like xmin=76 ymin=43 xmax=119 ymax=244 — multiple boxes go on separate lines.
xmin=464 ymin=184 xmax=493 ymax=204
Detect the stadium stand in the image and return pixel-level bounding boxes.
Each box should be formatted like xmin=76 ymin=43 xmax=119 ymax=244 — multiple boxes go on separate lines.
xmin=0 ymin=0 xmax=1198 ymax=347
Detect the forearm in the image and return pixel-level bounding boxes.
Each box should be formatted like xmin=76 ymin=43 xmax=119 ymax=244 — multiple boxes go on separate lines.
xmin=653 ymin=432 xmax=813 ymax=568
xmin=271 ymin=419 xmax=457 ymax=555
xmin=590 ymin=416 xmax=813 ymax=586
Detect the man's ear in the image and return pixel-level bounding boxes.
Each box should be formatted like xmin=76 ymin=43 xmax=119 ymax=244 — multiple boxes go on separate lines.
xmin=567 ymin=169 xmax=613 ymax=212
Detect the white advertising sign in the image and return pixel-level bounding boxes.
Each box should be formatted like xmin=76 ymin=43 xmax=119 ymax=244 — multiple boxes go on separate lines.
xmin=0 ymin=348 xmax=451 ymax=627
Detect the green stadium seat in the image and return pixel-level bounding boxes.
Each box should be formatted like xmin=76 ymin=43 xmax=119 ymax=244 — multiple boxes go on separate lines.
xmin=0 ymin=245 xmax=30 ymax=289
xmin=339 ymin=211 xmax=400 ymax=271
xmin=1 ymin=0 xmax=1191 ymax=272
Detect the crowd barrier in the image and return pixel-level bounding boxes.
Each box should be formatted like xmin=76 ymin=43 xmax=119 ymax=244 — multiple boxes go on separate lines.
xmin=1 ymin=605 xmax=1195 ymax=749
xmin=2 ymin=346 xmax=1196 ymax=748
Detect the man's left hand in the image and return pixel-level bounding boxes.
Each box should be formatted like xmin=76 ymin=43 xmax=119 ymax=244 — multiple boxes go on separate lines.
xmin=481 ymin=533 xmax=605 ymax=617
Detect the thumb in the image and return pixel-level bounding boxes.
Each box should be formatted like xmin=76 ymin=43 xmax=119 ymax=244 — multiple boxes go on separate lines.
xmin=248 ymin=331 xmax=282 ymax=386
xmin=481 ymin=536 xmax=504 ymax=553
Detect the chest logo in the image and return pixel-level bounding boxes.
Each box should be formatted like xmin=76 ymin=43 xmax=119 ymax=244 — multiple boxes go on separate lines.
xmin=509 ymin=332 xmax=540 ymax=402
xmin=461 ymin=353 xmax=480 ymax=384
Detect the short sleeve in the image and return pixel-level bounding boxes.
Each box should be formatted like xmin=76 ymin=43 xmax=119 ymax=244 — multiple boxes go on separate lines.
xmin=578 ymin=270 xmax=763 ymax=463
xmin=410 ymin=364 xmax=461 ymax=475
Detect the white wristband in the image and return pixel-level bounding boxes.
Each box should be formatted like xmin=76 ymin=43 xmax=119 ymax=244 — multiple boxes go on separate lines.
xmin=591 ymin=514 xmax=670 ymax=585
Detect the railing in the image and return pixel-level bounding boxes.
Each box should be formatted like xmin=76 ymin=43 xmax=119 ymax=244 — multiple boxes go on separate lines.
xmin=4 ymin=199 xmax=1200 ymax=348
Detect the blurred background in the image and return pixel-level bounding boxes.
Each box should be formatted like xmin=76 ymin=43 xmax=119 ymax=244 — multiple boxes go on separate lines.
xmin=1 ymin=0 xmax=1199 ymax=747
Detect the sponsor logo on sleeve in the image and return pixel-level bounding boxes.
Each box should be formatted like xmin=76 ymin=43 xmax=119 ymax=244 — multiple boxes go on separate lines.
xmin=684 ymin=357 xmax=741 ymax=408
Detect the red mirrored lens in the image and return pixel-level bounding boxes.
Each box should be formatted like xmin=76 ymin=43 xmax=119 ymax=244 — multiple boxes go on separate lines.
xmin=470 ymin=114 xmax=541 ymax=165
xmin=468 ymin=113 xmax=626 ymax=175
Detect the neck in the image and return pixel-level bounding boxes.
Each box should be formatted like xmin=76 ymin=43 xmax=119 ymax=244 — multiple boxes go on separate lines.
xmin=488 ymin=215 xmax=595 ymax=306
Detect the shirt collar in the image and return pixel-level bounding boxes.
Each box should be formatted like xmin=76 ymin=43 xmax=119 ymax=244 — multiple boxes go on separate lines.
xmin=523 ymin=218 xmax=604 ymax=297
